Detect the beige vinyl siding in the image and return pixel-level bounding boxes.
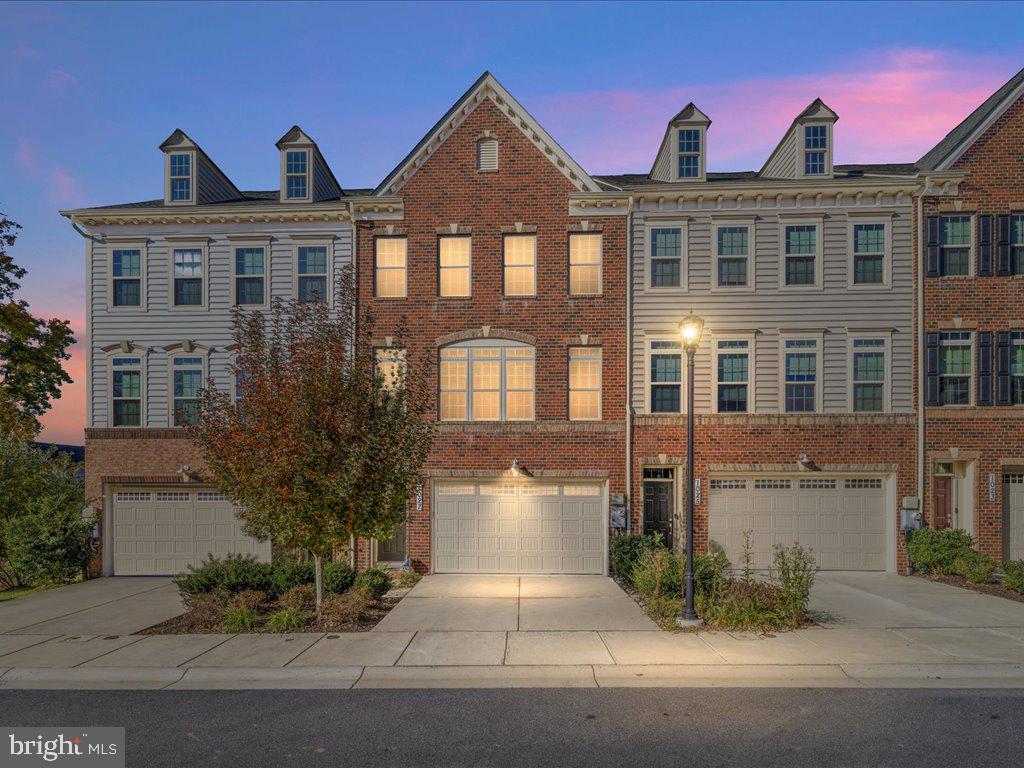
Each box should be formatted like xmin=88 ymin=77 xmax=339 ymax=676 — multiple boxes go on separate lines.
xmin=631 ymin=203 xmax=914 ymax=414
xmin=89 ymin=222 xmax=353 ymax=427
xmin=761 ymin=129 xmax=798 ymax=179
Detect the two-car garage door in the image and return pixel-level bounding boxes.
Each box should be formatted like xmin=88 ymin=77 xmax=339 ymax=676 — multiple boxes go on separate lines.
xmin=708 ymin=475 xmax=888 ymax=571
xmin=111 ymin=488 xmax=271 ymax=576
xmin=433 ymin=480 xmax=607 ymax=574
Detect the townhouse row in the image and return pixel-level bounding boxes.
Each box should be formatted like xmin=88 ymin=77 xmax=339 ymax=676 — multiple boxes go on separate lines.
xmin=63 ymin=69 xmax=1024 ymax=578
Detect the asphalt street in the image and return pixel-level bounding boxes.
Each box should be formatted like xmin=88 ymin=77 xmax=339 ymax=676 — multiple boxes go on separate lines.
xmin=1 ymin=688 xmax=1023 ymax=767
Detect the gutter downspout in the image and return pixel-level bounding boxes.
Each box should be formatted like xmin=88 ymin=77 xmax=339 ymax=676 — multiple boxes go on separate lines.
xmin=916 ymin=187 xmax=926 ymax=510
xmin=625 ymin=196 xmax=635 ymax=534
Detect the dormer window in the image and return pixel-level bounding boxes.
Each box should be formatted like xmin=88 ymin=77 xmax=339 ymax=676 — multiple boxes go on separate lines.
xmin=803 ymin=125 xmax=828 ymax=175
xmin=678 ymin=129 xmax=701 ymax=178
xmin=168 ymin=153 xmax=192 ymax=202
xmin=285 ymin=150 xmax=309 ymax=199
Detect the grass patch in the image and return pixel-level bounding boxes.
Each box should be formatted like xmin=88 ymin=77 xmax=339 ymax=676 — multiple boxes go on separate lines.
xmin=0 ymin=586 xmax=39 ymax=603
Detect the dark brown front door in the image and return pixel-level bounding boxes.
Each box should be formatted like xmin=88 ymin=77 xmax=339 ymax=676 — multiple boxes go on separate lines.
xmin=933 ymin=475 xmax=952 ymax=530
xmin=378 ymin=522 xmax=407 ymax=562
xmin=643 ymin=479 xmax=674 ymax=547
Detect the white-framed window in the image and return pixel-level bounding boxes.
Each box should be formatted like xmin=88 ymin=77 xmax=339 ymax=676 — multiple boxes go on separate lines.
xmin=170 ymin=244 xmax=205 ymax=309
xmin=849 ymin=219 xmax=889 ymax=287
xmin=296 ymin=244 xmax=329 ymax=303
xmin=439 ymin=340 xmax=535 ymax=422
xmin=285 ymin=149 xmax=310 ymax=200
xmin=939 ymin=215 xmax=972 ymax=276
xmin=649 ymin=224 xmax=685 ymax=289
xmin=477 ymin=138 xmax=498 ymax=171
xmin=850 ymin=337 xmax=888 ymax=412
xmin=713 ymin=337 xmax=753 ymax=413
xmin=375 ymin=347 xmax=406 ymax=393
xmin=802 ymin=124 xmax=830 ymax=176
xmin=233 ymin=245 xmax=267 ymax=307
xmin=1011 ymin=331 xmax=1024 ymax=405
xmin=110 ymin=356 xmax=144 ymax=427
xmin=782 ymin=337 xmax=820 ymax=413
xmin=677 ymin=128 xmax=702 ymax=179
xmin=1011 ymin=214 xmax=1024 ymax=275
xmin=439 ymin=236 xmax=471 ymax=298
xmin=568 ymin=346 xmax=601 ymax=421
xmin=939 ymin=331 xmax=972 ymax=405
xmin=713 ymin=223 xmax=753 ymax=290
xmin=648 ymin=339 xmax=682 ymax=413
xmin=780 ymin=221 xmax=821 ymax=289
xmin=170 ymin=355 xmax=205 ymax=427
xmin=110 ymin=245 xmax=145 ymax=310
xmin=503 ymin=234 xmax=536 ymax=297
xmin=167 ymin=151 xmax=194 ymax=204
xmin=374 ymin=237 xmax=407 ymax=299
xmin=569 ymin=233 xmax=602 ymax=295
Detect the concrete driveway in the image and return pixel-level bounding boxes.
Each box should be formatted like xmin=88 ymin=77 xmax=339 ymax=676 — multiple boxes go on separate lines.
xmin=0 ymin=578 xmax=181 ymax=636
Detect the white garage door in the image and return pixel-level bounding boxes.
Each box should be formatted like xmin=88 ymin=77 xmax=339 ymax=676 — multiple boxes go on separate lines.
xmin=708 ymin=476 xmax=887 ymax=571
xmin=1007 ymin=474 xmax=1024 ymax=561
xmin=433 ymin=480 xmax=606 ymax=574
xmin=111 ymin=487 xmax=271 ymax=575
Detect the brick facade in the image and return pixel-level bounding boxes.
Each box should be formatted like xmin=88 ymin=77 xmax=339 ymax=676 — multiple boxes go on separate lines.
xmin=921 ymin=92 xmax=1024 ymax=561
xmin=355 ymin=98 xmax=627 ymax=572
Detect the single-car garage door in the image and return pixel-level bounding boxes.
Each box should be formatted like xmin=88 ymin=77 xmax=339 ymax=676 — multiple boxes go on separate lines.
xmin=708 ymin=475 xmax=887 ymax=571
xmin=433 ymin=480 xmax=606 ymax=574
xmin=1007 ymin=474 xmax=1024 ymax=560
xmin=110 ymin=487 xmax=271 ymax=575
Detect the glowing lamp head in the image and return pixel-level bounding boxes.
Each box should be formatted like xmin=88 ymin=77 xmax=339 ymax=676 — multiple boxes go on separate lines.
xmin=678 ymin=313 xmax=704 ymax=351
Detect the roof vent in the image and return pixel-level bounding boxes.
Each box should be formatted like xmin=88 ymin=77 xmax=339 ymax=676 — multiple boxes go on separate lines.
xmin=477 ymin=138 xmax=498 ymax=171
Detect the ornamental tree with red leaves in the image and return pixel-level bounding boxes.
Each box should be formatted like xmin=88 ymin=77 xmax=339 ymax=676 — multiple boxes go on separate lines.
xmin=192 ymin=267 xmax=434 ymax=609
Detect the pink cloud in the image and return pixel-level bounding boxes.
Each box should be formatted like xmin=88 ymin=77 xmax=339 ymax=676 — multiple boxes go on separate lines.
xmin=47 ymin=68 xmax=75 ymax=95
xmin=47 ymin=166 xmax=84 ymax=206
xmin=38 ymin=342 xmax=86 ymax=446
xmin=535 ymin=48 xmax=1018 ymax=173
xmin=14 ymin=138 xmax=39 ymax=176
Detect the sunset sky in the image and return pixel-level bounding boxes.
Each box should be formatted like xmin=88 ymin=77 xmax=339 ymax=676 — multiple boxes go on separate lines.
xmin=1 ymin=0 xmax=1023 ymax=445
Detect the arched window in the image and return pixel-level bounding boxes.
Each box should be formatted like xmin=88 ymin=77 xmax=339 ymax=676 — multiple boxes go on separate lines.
xmin=439 ymin=339 xmax=534 ymax=422
xmin=476 ymin=137 xmax=499 ymax=171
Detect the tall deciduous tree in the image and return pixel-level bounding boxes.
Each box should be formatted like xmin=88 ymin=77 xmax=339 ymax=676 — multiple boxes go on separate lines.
xmin=0 ymin=213 xmax=75 ymax=437
xmin=193 ymin=267 xmax=435 ymax=608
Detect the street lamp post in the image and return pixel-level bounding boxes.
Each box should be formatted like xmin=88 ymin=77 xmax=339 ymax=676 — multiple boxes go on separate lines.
xmin=678 ymin=313 xmax=704 ymax=626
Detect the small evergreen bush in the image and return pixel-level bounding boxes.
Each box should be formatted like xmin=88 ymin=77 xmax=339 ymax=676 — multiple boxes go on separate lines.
xmin=221 ymin=605 xmax=259 ymax=632
xmin=1002 ymin=560 xmax=1024 ymax=594
xmin=322 ymin=561 xmax=355 ymax=595
xmin=906 ymin=528 xmax=974 ymax=574
xmin=952 ymin=551 xmax=997 ymax=584
xmin=610 ymin=534 xmax=663 ymax=581
xmin=265 ymin=606 xmax=307 ymax=632
xmin=354 ymin=567 xmax=390 ymax=599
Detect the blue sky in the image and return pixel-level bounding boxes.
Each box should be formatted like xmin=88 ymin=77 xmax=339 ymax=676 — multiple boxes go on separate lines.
xmin=1 ymin=0 xmax=1023 ymax=442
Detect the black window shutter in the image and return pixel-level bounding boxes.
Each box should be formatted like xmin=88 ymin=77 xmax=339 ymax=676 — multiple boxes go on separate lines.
xmin=978 ymin=215 xmax=993 ymax=276
xmin=925 ymin=332 xmax=941 ymax=406
xmin=997 ymin=215 xmax=1012 ymax=276
xmin=926 ymin=216 xmax=941 ymax=277
xmin=997 ymin=331 xmax=1012 ymax=405
xmin=978 ymin=331 xmax=993 ymax=406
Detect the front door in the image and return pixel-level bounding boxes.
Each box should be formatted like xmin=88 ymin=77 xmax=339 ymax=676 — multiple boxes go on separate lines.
xmin=378 ymin=522 xmax=407 ymax=563
xmin=643 ymin=471 xmax=674 ymax=547
xmin=933 ymin=475 xmax=952 ymax=530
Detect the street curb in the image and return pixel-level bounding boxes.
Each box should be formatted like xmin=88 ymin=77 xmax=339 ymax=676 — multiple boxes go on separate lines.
xmin=168 ymin=666 xmax=364 ymax=689
xmin=0 ymin=667 xmax=184 ymax=690
xmin=355 ymin=665 xmax=598 ymax=688
xmin=593 ymin=664 xmax=862 ymax=687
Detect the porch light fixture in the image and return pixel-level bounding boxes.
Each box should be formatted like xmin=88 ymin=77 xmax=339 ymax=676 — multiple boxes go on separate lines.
xmin=677 ymin=312 xmax=704 ymax=627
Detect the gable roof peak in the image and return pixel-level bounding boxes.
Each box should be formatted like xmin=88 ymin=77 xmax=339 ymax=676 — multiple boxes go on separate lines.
xmin=159 ymin=129 xmax=197 ymax=152
xmin=275 ymin=125 xmax=316 ymax=149
xmin=670 ymin=102 xmax=711 ymax=125
xmin=797 ymin=98 xmax=838 ymax=122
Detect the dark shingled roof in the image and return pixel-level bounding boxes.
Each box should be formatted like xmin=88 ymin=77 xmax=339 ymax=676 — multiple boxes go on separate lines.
xmin=593 ymin=163 xmax=917 ymax=190
xmin=917 ymin=67 xmax=1024 ymax=171
xmin=77 ymin=188 xmax=375 ymax=212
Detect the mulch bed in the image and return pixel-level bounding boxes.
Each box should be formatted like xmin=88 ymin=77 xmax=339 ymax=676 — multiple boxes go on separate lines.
xmin=141 ymin=595 xmax=401 ymax=635
xmin=913 ymin=572 xmax=1024 ymax=604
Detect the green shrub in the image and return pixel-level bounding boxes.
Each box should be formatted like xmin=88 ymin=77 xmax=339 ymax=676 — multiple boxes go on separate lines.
xmin=693 ymin=550 xmax=729 ymax=598
xmin=265 ymin=606 xmax=307 ymax=632
xmin=610 ymin=534 xmax=663 ymax=581
xmin=323 ymin=561 xmax=355 ymax=595
xmin=772 ymin=543 xmax=818 ymax=617
xmin=632 ymin=548 xmax=681 ymax=598
xmin=3 ymin=505 xmax=94 ymax=588
xmin=696 ymin=579 xmax=798 ymax=632
xmin=222 ymin=605 xmax=259 ymax=632
xmin=269 ymin=558 xmax=316 ymax=596
xmin=173 ymin=554 xmax=274 ymax=596
xmin=907 ymin=528 xmax=974 ymax=574
xmin=1002 ymin=560 xmax=1024 ymax=594
xmin=354 ymin=567 xmax=390 ymax=600
xmin=952 ymin=551 xmax=997 ymax=584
